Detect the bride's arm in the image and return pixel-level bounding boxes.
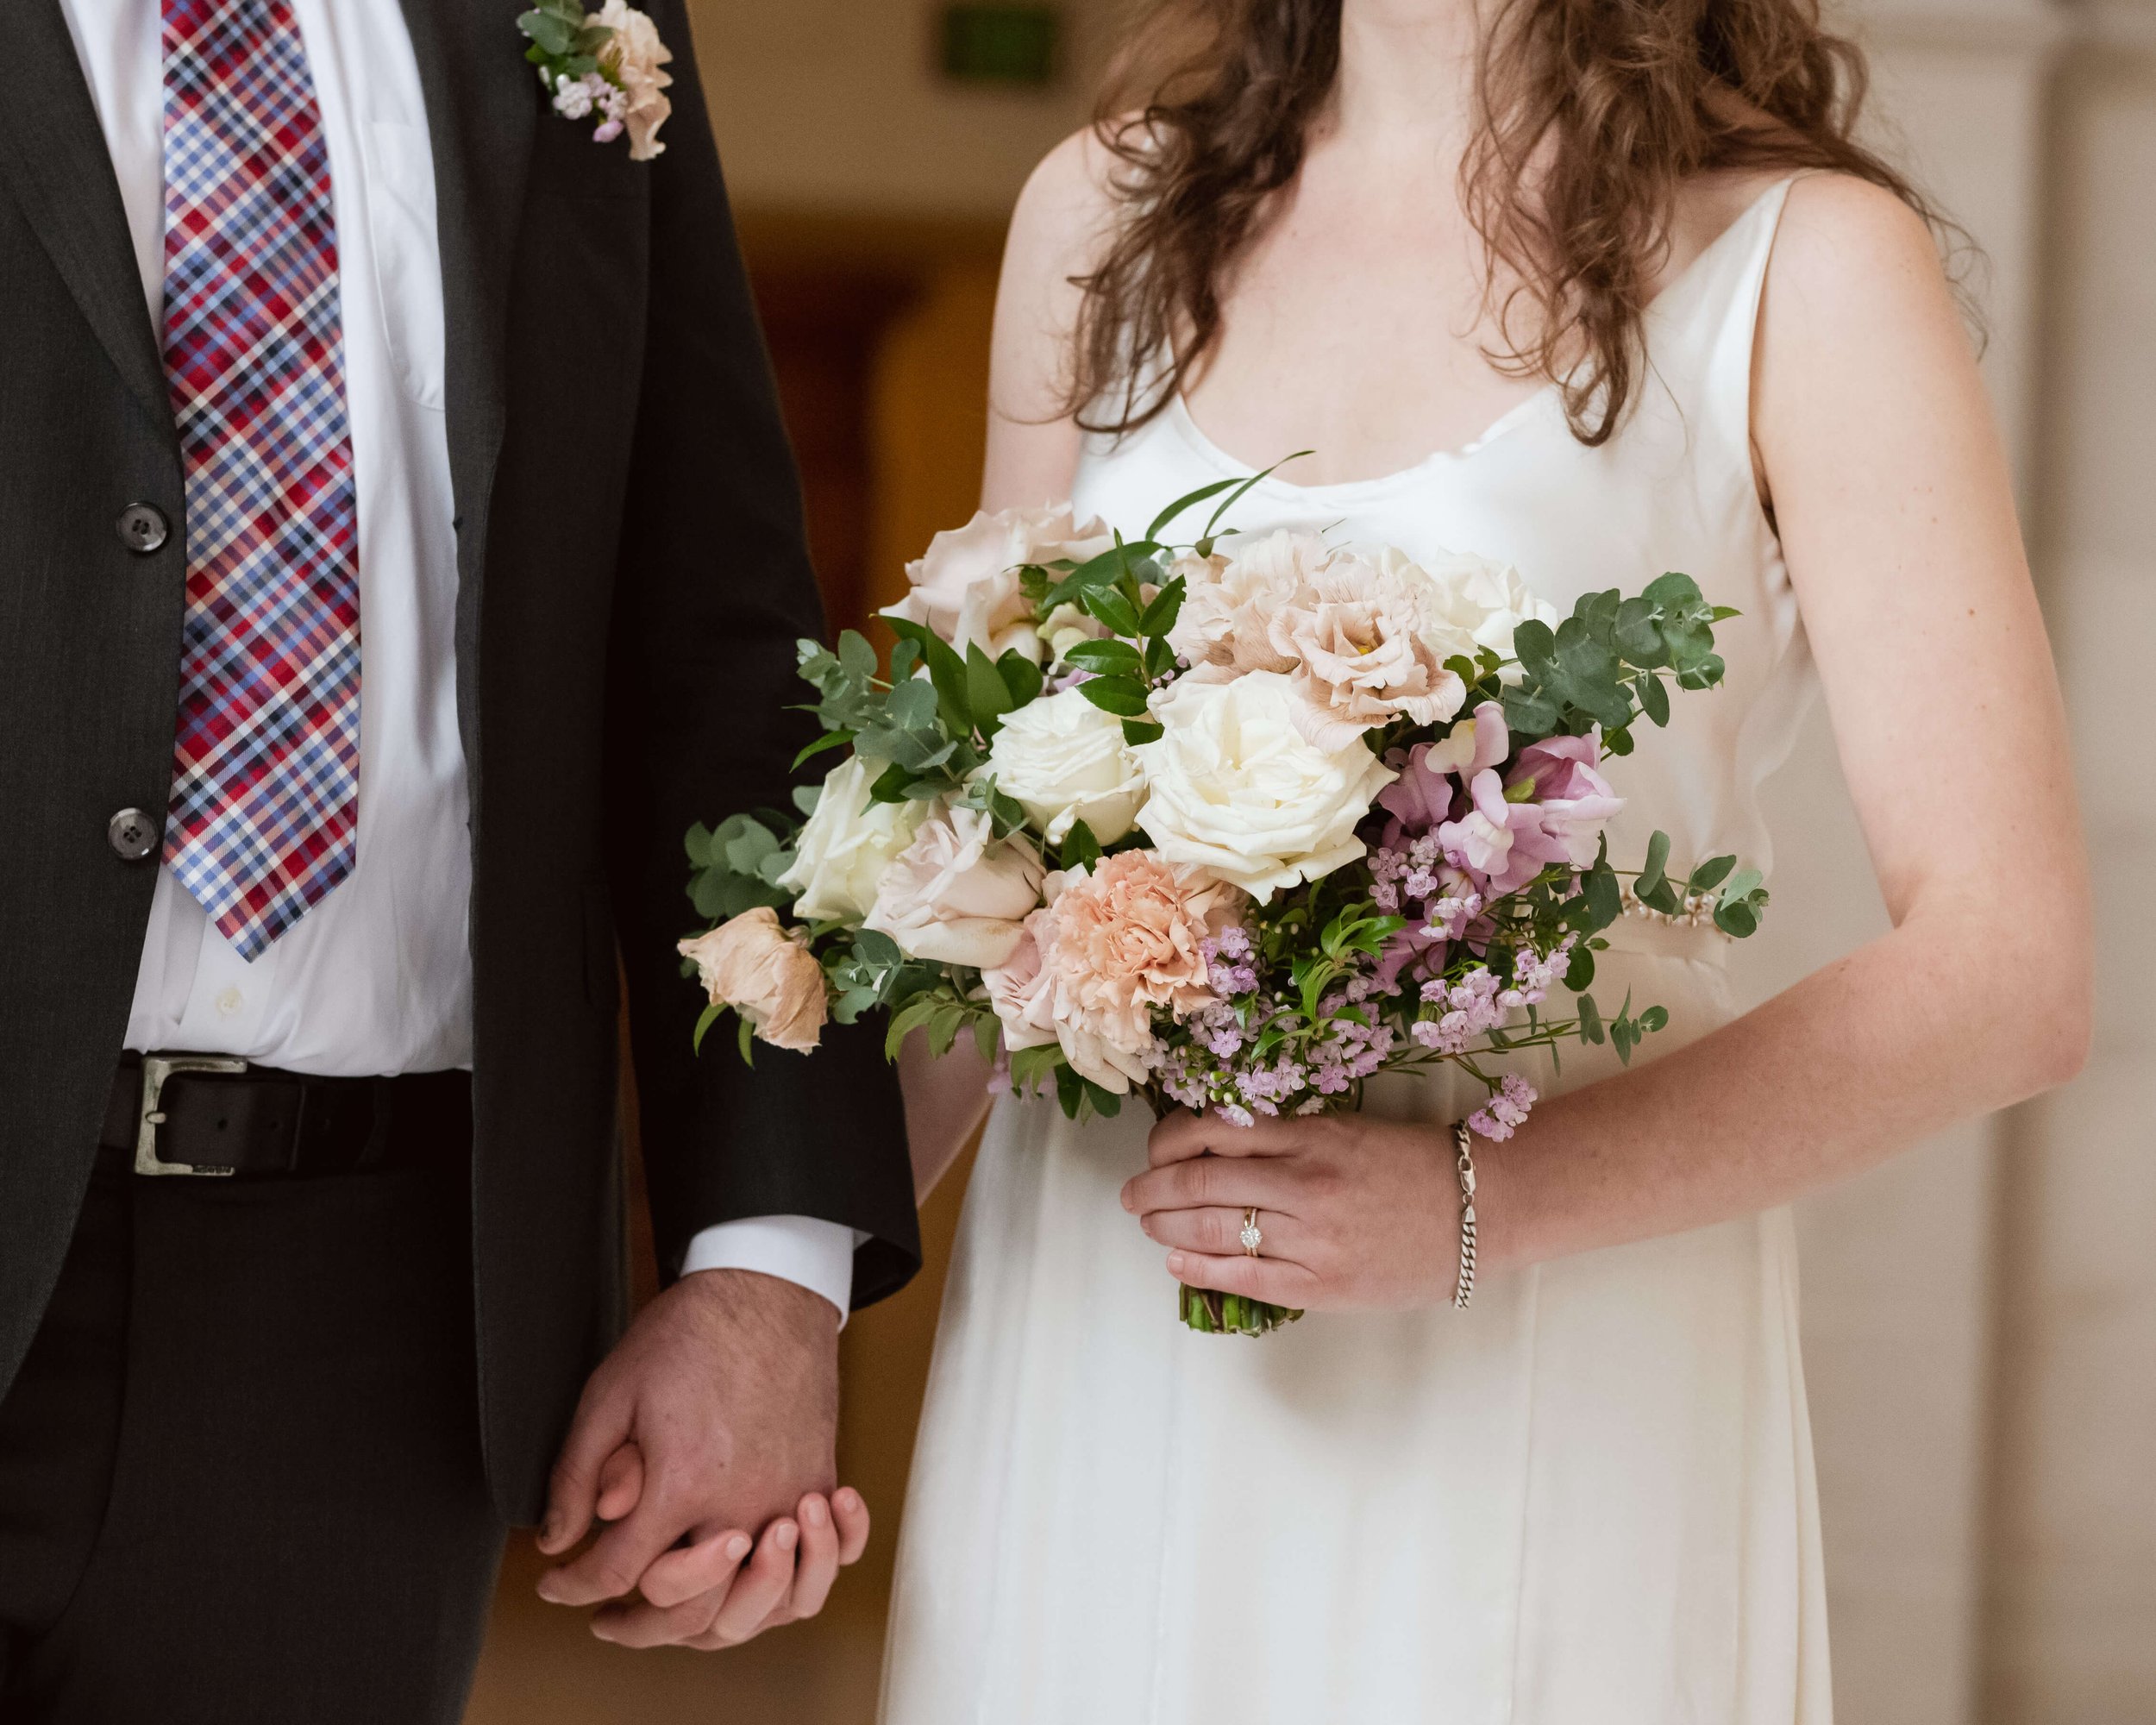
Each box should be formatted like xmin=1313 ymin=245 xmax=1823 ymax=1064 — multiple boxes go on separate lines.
xmin=898 ymin=130 xmax=1120 ymax=1201
xmin=1129 ymin=175 xmax=2093 ymax=1303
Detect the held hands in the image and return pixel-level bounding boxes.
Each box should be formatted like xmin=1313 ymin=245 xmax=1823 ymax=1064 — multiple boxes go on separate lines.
xmin=535 ymin=1269 xmax=872 ymax=1648
xmin=1124 ymin=1110 xmax=1475 ymax=1311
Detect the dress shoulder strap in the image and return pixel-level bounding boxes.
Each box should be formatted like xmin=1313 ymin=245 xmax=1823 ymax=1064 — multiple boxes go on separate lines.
xmin=1639 ymin=174 xmax=1802 ymax=466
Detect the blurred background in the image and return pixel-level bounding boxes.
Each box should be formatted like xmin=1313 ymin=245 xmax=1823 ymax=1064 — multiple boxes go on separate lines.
xmin=462 ymin=2 xmax=2156 ymax=1721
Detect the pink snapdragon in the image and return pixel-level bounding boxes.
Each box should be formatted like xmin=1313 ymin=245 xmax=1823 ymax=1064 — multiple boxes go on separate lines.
xmin=1377 ymin=700 xmax=1509 ymax=837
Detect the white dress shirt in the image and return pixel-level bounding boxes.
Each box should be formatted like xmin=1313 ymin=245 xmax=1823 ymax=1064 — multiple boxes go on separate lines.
xmin=60 ymin=0 xmax=856 ymax=1318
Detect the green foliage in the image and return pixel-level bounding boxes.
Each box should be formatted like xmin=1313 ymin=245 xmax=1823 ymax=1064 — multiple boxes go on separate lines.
xmin=684 ymin=813 xmax=795 ymax=920
xmin=517 ymin=0 xmax=618 ymax=87
xmin=1497 ymin=573 xmax=1733 ymax=747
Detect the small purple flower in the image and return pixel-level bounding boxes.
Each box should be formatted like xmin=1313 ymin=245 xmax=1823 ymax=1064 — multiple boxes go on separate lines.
xmin=1469 ymin=1073 xmax=1537 ymax=1140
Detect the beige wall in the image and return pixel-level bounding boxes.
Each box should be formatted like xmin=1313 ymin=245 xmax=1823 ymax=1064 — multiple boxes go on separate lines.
xmin=691 ymin=0 xmax=1100 ymax=219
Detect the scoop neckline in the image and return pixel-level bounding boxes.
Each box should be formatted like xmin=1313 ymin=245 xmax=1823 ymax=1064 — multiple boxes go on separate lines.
xmin=1168 ymin=175 xmax=1794 ymax=501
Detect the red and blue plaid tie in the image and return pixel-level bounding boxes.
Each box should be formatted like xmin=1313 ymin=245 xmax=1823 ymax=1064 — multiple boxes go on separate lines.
xmin=160 ymin=0 xmax=360 ymax=961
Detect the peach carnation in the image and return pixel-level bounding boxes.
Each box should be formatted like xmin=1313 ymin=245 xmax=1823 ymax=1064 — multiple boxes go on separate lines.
xmin=1046 ymin=851 xmax=1244 ymax=1063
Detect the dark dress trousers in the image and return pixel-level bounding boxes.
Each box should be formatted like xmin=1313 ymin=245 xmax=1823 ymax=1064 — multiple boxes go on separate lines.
xmin=0 ymin=0 xmax=918 ymax=1715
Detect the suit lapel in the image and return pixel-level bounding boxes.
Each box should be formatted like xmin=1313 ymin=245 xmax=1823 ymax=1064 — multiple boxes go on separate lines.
xmin=1 ymin=0 xmax=171 ymax=429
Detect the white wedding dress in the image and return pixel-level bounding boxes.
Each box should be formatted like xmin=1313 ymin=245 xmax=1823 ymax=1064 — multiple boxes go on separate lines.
xmin=881 ymin=179 xmax=1832 ymax=1724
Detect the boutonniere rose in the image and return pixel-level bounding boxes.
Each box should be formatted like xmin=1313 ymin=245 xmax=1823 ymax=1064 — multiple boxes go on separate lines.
xmin=518 ymin=0 xmax=674 ymax=160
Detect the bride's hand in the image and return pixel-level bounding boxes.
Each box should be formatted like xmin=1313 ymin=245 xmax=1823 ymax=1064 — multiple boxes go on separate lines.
xmin=1123 ymin=1109 xmax=1473 ymax=1311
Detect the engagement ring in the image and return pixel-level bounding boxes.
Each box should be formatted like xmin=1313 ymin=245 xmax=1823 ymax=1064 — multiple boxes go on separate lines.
xmin=1240 ymin=1208 xmax=1263 ymax=1257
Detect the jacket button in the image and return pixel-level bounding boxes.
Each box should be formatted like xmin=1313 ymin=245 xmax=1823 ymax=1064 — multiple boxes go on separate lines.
xmin=116 ymin=504 xmax=170 ymax=554
xmin=108 ymin=808 xmax=160 ymax=862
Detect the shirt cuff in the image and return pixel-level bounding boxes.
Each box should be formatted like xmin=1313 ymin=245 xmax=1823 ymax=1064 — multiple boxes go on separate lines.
xmin=678 ymin=1215 xmax=867 ymax=1326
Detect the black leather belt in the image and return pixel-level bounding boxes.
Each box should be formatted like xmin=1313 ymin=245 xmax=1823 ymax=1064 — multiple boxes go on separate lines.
xmin=99 ymin=1053 xmax=472 ymax=1179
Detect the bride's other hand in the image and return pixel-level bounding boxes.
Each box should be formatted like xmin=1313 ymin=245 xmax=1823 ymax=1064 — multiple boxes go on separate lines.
xmin=1125 ymin=1109 xmax=1470 ymax=1311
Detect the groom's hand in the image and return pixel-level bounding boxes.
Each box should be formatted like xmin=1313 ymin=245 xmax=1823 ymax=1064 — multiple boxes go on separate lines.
xmin=533 ymin=1268 xmax=866 ymax=1646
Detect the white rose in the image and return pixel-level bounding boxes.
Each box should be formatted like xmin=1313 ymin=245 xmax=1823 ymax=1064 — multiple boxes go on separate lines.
xmin=592 ymin=0 xmax=674 ymax=160
xmin=882 ymin=505 xmax=1113 ymax=662
xmin=1131 ymin=670 xmax=1395 ymax=902
xmin=1416 ymin=548 xmax=1559 ymax=674
xmin=864 ymin=804 xmax=1044 ymax=969
xmin=985 ymin=687 xmax=1147 ymax=845
xmin=775 ymin=754 xmax=926 ymax=923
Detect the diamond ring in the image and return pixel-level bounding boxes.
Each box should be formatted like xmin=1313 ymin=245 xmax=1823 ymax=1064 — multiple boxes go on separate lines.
xmin=1240 ymin=1207 xmax=1263 ymax=1257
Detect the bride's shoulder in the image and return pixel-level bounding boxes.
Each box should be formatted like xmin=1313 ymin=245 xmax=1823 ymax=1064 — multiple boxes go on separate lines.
xmin=1753 ymin=172 xmax=1966 ymax=379
xmin=1669 ymin=168 xmax=1943 ymax=293
xmin=1004 ymin=121 xmax=1134 ymax=291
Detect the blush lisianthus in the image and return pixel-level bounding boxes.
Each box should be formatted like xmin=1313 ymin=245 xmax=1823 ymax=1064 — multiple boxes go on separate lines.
xmin=1268 ymin=547 xmax=1470 ymax=749
xmin=864 ymin=804 xmax=1044 ymax=969
xmin=1132 ymin=671 xmax=1396 ymax=902
xmin=882 ymin=504 xmax=1113 ymax=661
xmin=1164 ymin=532 xmax=1316 ymax=682
xmin=678 ymin=908 xmax=826 ymax=1053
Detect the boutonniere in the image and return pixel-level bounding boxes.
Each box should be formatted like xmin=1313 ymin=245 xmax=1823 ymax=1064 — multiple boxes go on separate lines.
xmin=518 ymin=0 xmax=674 ymax=161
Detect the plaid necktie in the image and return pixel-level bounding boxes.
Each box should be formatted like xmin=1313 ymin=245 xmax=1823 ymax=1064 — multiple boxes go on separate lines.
xmin=160 ymin=0 xmax=360 ymax=960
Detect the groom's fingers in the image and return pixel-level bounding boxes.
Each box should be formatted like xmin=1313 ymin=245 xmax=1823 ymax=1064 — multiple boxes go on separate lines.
xmin=537 ymin=1493 xmax=685 ymax=1608
xmin=538 ymin=1379 xmax=634 ymax=1555
xmin=594 ymin=1442 xmax=644 ymax=1524
xmin=707 ymin=1518 xmax=799 ymax=1644
xmin=831 ymin=1486 xmax=872 ymax=1566
xmin=590 ymin=1528 xmax=755 ymax=1649
xmin=590 ymin=1586 xmax=724 ymax=1651
xmin=636 ymin=1528 xmax=753 ymax=1610
xmin=783 ymin=1494 xmax=841 ymax=1622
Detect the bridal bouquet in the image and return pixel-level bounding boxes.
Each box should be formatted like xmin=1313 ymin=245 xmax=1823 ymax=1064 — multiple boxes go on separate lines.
xmin=680 ymin=475 xmax=1768 ymax=1335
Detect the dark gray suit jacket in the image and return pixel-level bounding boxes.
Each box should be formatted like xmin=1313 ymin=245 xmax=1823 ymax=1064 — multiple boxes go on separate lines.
xmin=0 ymin=0 xmax=918 ymax=1522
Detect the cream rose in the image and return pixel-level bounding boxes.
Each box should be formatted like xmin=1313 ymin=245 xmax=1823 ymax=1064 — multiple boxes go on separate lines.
xmin=677 ymin=907 xmax=826 ymax=1053
xmin=1418 ymin=548 xmax=1559 ymax=673
xmin=985 ymin=687 xmax=1147 ymax=844
xmin=1131 ymin=670 xmax=1395 ymax=901
xmin=774 ymin=754 xmax=926 ymax=922
xmin=1266 ymin=548 xmax=1470 ymax=749
xmin=882 ymin=505 xmax=1113 ymax=662
xmin=864 ymin=804 xmax=1044 ymax=969
xmin=593 ymin=0 xmax=674 ymax=160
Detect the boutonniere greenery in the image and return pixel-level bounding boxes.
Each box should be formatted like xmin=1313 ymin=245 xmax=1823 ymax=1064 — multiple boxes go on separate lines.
xmin=518 ymin=0 xmax=674 ymax=160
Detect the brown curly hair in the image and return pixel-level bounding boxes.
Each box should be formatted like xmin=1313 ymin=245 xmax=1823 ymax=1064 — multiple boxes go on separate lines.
xmin=1070 ymin=0 xmax=1961 ymax=447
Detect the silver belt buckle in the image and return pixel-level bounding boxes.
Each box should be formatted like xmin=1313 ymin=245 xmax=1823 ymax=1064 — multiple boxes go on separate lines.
xmin=136 ymin=1054 xmax=248 ymax=1177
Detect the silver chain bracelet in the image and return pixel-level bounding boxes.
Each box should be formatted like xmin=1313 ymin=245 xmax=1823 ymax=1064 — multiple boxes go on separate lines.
xmin=1449 ymin=1120 xmax=1478 ymax=1309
